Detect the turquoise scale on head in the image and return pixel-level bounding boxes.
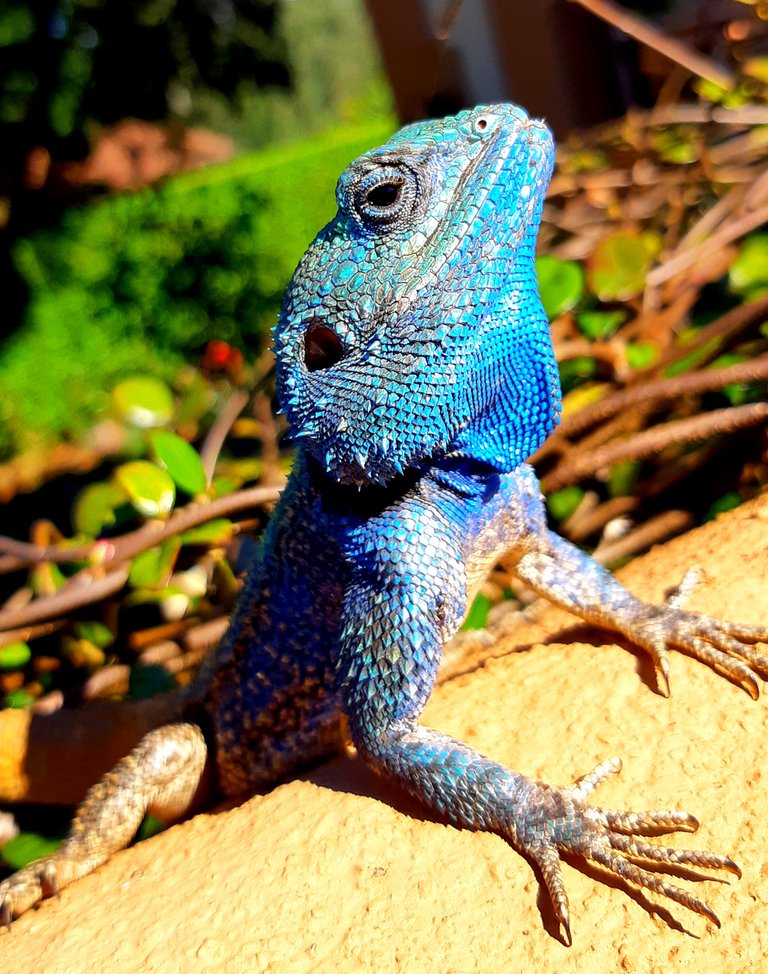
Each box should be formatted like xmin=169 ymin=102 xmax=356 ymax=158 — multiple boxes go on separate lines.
xmin=274 ymin=103 xmax=561 ymax=486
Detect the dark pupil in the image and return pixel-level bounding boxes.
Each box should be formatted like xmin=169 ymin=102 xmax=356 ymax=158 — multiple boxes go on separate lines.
xmin=304 ymin=322 xmax=344 ymax=372
xmin=366 ymin=181 xmax=401 ymax=209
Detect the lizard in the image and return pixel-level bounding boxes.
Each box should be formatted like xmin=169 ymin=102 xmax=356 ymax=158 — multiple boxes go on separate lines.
xmin=1 ymin=102 xmax=767 ymax=945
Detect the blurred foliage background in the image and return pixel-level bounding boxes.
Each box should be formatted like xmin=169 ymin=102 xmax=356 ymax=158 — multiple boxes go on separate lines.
xmin=0 ymin=0 xmax=394 ymax=461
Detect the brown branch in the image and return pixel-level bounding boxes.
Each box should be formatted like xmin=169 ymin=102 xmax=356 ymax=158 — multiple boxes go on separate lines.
xmin=569 ymin=0 xmax=735 ymax=89
xmin=199 ymin=388 xmax=250 ymax=484
xmin=541 ymin=402 xmax=768 ymax=492
xmin=0 ymin=483 xmax=283 ymax=575
xmin=592 ymin=510 xmax=693 ymax=565
xmin=546 ymin=351 xmax=768 ymax=445
xmin=0 ymin=567 xmax=131 ymax=632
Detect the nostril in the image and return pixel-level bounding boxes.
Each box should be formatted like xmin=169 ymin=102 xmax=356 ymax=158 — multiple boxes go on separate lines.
xmin=304 ymin=322 xmax=345 ymax=372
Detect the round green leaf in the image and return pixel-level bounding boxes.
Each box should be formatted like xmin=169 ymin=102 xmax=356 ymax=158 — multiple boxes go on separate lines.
xmin=586 ymin=231 xmax=658 ymax=301
xmin=181 ymin=518 xmax=235 ymax=545
xmin=1 ymin=832 xmax=64 ymax=871
xmin=546 ymin=487 xmax=584 ymax=522
xmin=73 ymin=480 xmax=130 ymax=537
xmin=2 ymin=689 xmax=35 ymax=709
xmin=535 ymin=255 xmax=585 ymax=320
xmin=729 ymin=234 xmax=768 ymax=295
xmin=461 ymin=592 xmax=492 ymax=631
xmin=0 ymin=642 xmax=32 ymax=670
xmin=112 ymin=377 xmax=174 ymax=429
xmin=129 ymin=537 xmax=182 ymax=589
xmin=115 ymin=461 xmax=176 ymax=518
xmin=73 ymin=621 xmax=115 ymax=649
xmin=575 ymin=310 xmax=625 ymax=341
xmin=150 ymin=430 xmax=207 ymax=496
xmin=625 ymin=341 xmax=659 ymax=370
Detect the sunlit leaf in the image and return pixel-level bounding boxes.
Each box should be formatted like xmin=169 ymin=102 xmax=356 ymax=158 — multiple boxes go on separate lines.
xmin=112 ymin=377 xmax=174 ymax=429
xmin=561 ymin=382 xmax=612 ymax=419
xmin=608 ymin=460 xmax=641 ymax=497
xmin=1 ymin=832 xmax=64 ymax=871
xmin=73 ymin=480 xmax=130 ymax=537
xmin=115 ymin=461 xmax=176 ymax=518
xmin=73 ymin=621 xmax=115 ymax=648
xmin=729 ymin=234 xmax=768 ymax=295
xmin=546 ymin=486 xmax=584 ymax=522
xmin=181 ymin=519 xmax=234 ymax=545
xmin=150 ymin=430 xmax=207 ymax=496
xmin=535 ymin=255 xmax=585 ymax=320
xmin=575 ymin=309 xmax=625 ymax=341
xmin=2 ymin=689 xmax=35 ymax=709
xmin=625 ymin=341 xmax=658 ymax=370
xmin=129 ymin=537 xmax=182 ymax=589
xmin=586 ymin=231 xmax=660 ymax=301
xmin=461 ymin=592 xmax=492 ymax=631
xmin=559 ymin=356 xmax=598 ymax=394
xmin=0 ymin=642 xmax=31 ymax=670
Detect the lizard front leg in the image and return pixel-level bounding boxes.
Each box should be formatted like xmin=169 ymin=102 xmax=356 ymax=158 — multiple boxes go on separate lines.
xmin=0 ymin=722 xmax=209 ymax=924
xmin=511 ymin=528 xmax=768 ymax=697
xmin=337 ymin=563 xmax=737 ymax=944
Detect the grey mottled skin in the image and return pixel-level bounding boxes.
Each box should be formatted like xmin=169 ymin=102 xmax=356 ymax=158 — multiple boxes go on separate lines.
xmin=2 ymin=104 xmax=767 ymax=944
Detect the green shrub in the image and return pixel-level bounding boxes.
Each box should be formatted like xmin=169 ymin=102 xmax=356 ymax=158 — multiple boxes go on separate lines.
xmin=0 ymin=119 xmax=393 ymax=455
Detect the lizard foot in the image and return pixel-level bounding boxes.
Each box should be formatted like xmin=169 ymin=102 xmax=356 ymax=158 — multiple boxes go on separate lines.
xmin=623 ymin=605 xmax=768 ymax=698
xmin=508 ymin=756 xmax=740 ymax=946
xmin=0 ymin=856 xmax=61 ymax=927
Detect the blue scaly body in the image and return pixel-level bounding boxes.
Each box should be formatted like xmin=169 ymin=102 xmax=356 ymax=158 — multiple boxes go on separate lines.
xmin=2 ymin=104 xmax=768 ymax=944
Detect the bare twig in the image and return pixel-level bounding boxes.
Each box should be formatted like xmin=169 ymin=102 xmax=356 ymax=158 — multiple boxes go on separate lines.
xmin=199 ymin=388 xmax=250 ymax=484
xmin=542 ymin=402 xmax=768 ymax=492
xmin=544 ymin=351 xmax=768 ymax=445
xmin=593 ymin=510 xmax=694 ymax=565
xmin=0 ymin=483 xmax=283 ymax=574
xmin=569 ymin=0 xmax=735 ymax=89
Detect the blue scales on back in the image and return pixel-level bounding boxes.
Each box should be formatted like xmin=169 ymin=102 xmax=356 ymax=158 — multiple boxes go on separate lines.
xmin=3 ymin=104 xmax=768 ymax=945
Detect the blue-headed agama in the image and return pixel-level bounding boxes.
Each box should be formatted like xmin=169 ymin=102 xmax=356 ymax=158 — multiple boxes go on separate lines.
xmin=2 ymin=104 xmax=768 ymax=945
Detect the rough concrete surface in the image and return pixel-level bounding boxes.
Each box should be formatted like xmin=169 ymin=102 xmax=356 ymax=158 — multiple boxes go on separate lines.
xmin=2 ymin=496 xmax=768 ymax=974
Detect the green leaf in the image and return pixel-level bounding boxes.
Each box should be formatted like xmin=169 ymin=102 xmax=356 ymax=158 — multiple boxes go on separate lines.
xmin=586 ymin=231 xmax=659 ymax=301
xmin=136 ymin=814 xmax=169 ymax=842
xmin=112 ymin=377 xmax=174 ymax=429
xmin=0 ymin=642 xmax=31 ymax=670
xmin=625 ymin=342 xmax=659 ymax=370
xmin=535 ymin=256 xmax=585 ymax=320
xmin=150 ymin=430 xmax=207 ymax=496
xmin=576 ymin=310 xmax=626 ymax=341
xmin=1 ymin=832 xmax=64 ymax=871
xmin=73 ymin=480 xmax=131 ymax=537
xmin=115 ymin=461 xmax=176 ymax=518
xmin=72 ymin=621 xmax=115 ymax=649
xmin=3 ymin=689 xmax=35 ymax=709
xmin=461 ymin=592 xmax=492 ymax=631
xmin=608 ymin=460 xmax=641 ymax=497
xmin=129 ymin=537 xmax=182 ymax=589
xmin=705 ymin=492 xmax=743 ymax=521
xmin=558 ymin=356 xmax=598 ymax=394
xmin=729 ymin=235 xmax=768 ymax=295
xmin=181 ymin=519 xmax=235 ymax=545
xmin=129 ymin=663 xmax=178 ymax=700
xmin=546 ymin=487 xmax=584 ymax=522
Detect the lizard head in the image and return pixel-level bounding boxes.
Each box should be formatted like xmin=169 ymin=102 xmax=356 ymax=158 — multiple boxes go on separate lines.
xmin=274 ymin=103 xmax=561 ymax=486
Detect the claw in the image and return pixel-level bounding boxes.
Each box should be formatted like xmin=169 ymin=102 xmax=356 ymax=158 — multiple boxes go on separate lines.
xmin=0 ymin=899 xmax=10 ymax=931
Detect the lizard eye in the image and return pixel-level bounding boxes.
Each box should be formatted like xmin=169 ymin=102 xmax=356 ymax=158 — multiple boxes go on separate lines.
xmin=472 ymin=114 xmax=492 ymax=135
xmin=353 ymin=167 xmax=415 ymax=226
xmin=304 ymin=321 xmax=344 ymax=372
